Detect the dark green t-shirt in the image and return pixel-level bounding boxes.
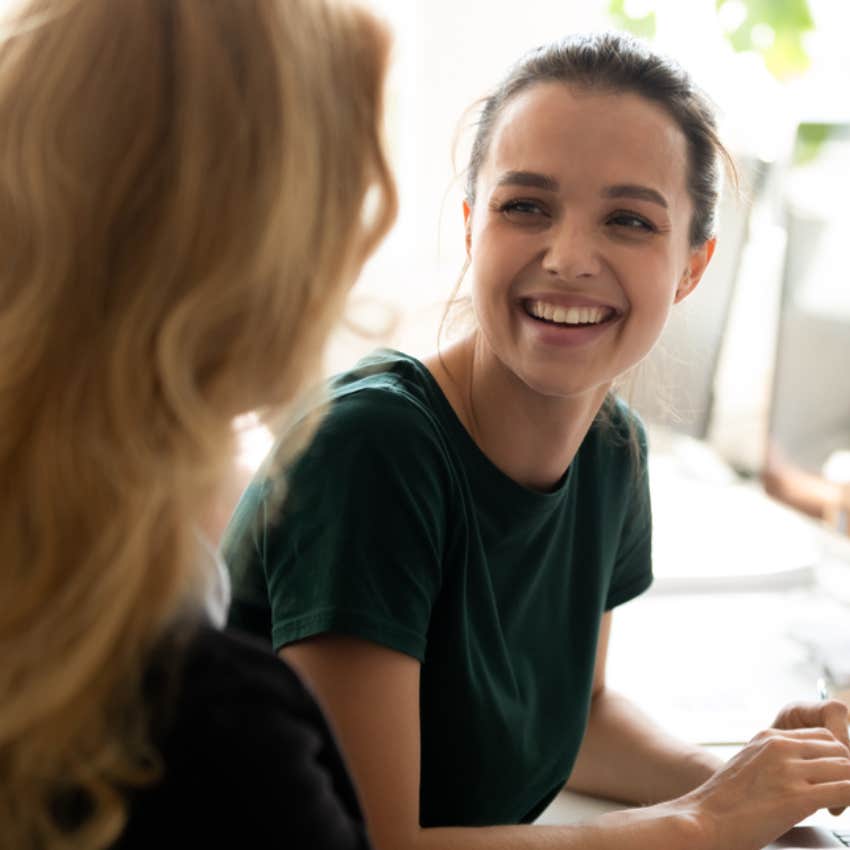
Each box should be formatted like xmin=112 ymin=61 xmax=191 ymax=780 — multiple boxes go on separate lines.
xmin=224 ymin=349 xmax=653 ymax=828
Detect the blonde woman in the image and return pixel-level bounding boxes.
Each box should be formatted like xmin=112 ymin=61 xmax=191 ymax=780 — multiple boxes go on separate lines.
xmin=0 ymin=0 xmax=396 ymax=848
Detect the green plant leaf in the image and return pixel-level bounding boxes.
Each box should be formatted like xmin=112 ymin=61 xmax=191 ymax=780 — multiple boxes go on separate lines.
xmin=715 ymin=0 xmax=814 ymax=79
xmin=608 ymin=0 xmax=657 ymax=39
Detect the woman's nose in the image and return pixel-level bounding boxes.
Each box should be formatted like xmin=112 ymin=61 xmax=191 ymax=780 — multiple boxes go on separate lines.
xmin=541 ymin=219 xmax=602 ymax=280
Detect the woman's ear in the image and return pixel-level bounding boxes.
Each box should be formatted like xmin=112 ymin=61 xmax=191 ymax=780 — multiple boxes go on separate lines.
xmin=674 ymin=237 xmax=717 ymax=304
xmin=463 ymin=200 xmax=473 ymax=257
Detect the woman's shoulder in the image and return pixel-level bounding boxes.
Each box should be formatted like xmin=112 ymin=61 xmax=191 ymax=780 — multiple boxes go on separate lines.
xmin=588 ymin=395 xmax=648 ymax=450
xmin=303 ymin=349 xmax=456 ymax=468
xmin=328 ymin=349 xmax=443 ymax=423
xmin=148 ymin=622 xmax=331 ymax=756
xmin=580 ymin=395 xmax=649 ymax=485
xmin=176 ymin=621 xmax=310 ymax=703
xmin=119 ymin=622 xmax=369 ymax=848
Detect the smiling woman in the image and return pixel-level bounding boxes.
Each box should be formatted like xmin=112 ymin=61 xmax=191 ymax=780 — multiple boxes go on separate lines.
xmin=225 ymin=31 xmax=850 ymax=850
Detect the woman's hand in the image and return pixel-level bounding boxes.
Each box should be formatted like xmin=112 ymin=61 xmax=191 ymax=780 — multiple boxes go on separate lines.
xmin=772 ymin=699 xmax=850 ymax=751
xmin=773 ymin=699 xmax=850 ymax=814
xmin=682 ymin=727 xmax=850 ymax=850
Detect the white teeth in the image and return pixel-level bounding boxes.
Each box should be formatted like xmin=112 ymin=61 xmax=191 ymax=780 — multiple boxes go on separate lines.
xmin=528 ymin=300 xmax=609 ymax=326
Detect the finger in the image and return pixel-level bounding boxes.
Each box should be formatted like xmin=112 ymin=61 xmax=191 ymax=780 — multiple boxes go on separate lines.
xmin=747 ymin=734 xmax=849 ymax=773
xmin=753 ymin=729 xmax=849 ymax=758
xmin=829 ymin=806 xmax=847 ymax=816
xmin=775 ymin=700 xmax=850 ymax=749
xmin=755 ymin=725 xmax=836 ymax=743
xmin=793 ymin=737 xmax=850 ymax=760
xmin=804 ymin=779 xmax=850 ymax=813
xmin=821 ymin=701 xmax=850 ymax=755
xmin=775 ymin=700 xmax=846 ymax=728
xmin=773 ymin=700 xmax=817 ymax=729
xmin=793 ymin=756 xmax=850 ymax=784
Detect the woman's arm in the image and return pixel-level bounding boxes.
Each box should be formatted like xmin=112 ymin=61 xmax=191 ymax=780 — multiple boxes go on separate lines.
xmin=282 ymin=635 xmax=850 ymax=850
xmin=762 ymin=441 xmax=848 ymax=526
xmin=565 ymin=612 xmax=722 ymax=804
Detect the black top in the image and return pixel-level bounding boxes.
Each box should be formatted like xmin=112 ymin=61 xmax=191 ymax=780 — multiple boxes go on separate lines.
xmin=115 ymin=623 xmax=371 ymax=849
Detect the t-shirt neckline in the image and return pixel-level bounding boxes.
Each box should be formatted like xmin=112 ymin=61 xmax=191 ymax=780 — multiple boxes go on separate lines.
xmin=387 ymin=349 xmax=574 ymax=512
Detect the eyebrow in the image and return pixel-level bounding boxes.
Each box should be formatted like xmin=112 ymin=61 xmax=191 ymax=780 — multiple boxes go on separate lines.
xmin=603 ymin=184 xmax=668 ymax=209
xmin=495 ymin=171 xmax=559 ymax=192
xmin=495 ymin=172 xmax=669 ymax=210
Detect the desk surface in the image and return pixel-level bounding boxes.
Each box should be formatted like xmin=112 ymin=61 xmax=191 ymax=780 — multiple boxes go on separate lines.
xmin=602 ymin=587 xmax=845 ymax=745
xmin=613 ymin=434 xmax=850 ymax=745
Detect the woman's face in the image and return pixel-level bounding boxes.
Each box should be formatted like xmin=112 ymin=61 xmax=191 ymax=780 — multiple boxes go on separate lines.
xmin=465 ymin=82 xmax=714 ymax=401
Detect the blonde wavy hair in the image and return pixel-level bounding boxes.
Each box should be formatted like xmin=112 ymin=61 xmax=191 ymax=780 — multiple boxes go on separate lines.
xmin=0 ymin=0 xmax=397 ymax=846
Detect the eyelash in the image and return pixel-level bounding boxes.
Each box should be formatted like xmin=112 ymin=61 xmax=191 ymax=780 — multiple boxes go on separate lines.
xmin=607 ymin=211 xmax=657 ymax=232
xmin=497 ymin=199 xmax=548 ymax=217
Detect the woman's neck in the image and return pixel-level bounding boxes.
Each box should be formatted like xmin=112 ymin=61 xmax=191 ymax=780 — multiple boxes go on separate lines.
xmin=423 ymin=333 xmax=611 ymax=492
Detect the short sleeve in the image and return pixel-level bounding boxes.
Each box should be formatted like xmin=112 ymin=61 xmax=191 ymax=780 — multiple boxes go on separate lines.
xmin=261 ymin=390 xmax=451 ymax=660
xmin=604 ymin=410 xmax=653 ymax=610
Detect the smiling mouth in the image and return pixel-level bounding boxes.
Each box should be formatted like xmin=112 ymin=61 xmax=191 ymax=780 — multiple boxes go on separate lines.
xmin=523 ymin=299 xmax=618 ymax=327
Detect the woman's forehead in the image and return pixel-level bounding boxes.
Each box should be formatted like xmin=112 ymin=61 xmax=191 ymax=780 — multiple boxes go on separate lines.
xmin=481 ymin=82 xmax=690 ymax=206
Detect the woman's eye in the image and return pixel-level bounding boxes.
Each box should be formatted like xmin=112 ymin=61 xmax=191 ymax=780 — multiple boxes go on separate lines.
xmin=608 ymin=212 xmax=655 ymax=232
xmin=499 ymin=199 xmax=547 ymax=218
